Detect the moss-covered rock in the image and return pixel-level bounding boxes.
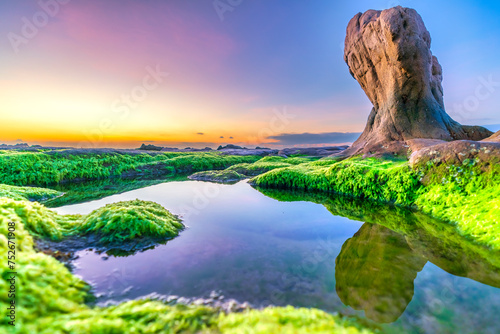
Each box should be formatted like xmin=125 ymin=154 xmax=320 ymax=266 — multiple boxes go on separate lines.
xmin=188 ymin=170 xmax=246 ymax=184
xmin=227 ymin=156 xmax=318 ymax=177
xmin=0 ymin=184 xmax=61 ymax=202
xmin=79 ymin=200 xmax=184 ymax=244
xmin=0 ymin=198 xmax=184 ymax=248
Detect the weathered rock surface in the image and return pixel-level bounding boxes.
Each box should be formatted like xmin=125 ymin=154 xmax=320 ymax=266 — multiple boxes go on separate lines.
xmin=342 ymin=6 xmax=492 ymax=156
xmin=483 ymin=131 xmax=500 ymax=143
xmin=409 ymin=140 xmax=500 ymax=167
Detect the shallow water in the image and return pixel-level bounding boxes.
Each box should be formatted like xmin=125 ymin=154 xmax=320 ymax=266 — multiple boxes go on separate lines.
xmin=54 ymin=180 xmax=500 ymax=334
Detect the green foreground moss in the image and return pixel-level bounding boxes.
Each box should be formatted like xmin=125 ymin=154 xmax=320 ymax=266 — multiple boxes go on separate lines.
xmin=0 ymin=198 xmax=373 ymax=333
xmin=252 ymin=157 xmax=500 ymax=250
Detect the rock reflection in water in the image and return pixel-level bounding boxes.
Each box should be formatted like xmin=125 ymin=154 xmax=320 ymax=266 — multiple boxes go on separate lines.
xmin=335 ymin=223 xmax=426 ymax=323
xmin=256 ymin=187 xmax=500 ymax=323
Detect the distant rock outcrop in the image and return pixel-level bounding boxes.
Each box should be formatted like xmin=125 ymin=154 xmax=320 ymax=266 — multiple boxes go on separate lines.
xmin=342 ymin=6 xmax=492 ymax=156
xmin=138 ymin=143 xmax=163 ymax=151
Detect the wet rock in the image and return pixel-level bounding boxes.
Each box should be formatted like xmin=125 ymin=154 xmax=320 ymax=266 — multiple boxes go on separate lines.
xmin=341 ymin=6 xmax=492 ymax=157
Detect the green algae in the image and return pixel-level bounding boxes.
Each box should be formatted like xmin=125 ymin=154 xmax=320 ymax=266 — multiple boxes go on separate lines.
xmin=0 ymin=209 xmax=89 ymax=330
xmin=218 ymin=306 xmax=373 ymax=334
xmin=252 ymin=157 xmax=500 ymax=251
xmin=188 ymin=170 xmax=246 ymax=184
xmin=0 ymin=197 xmax=374 ymax=333
xmin=0 ymin=151 xmax=260 ymax=186
xmin=79 ymin=200 xmax=183 ymax=244
xmin=0 ymin=184 xmax=61 ymax=202
xmin=0 ymin=198 xmax=184 ymax=245
xmin=252 ymin=158 xmax=419 ymax=206
xmin=227 ymin=156 xmax=318 ymax=176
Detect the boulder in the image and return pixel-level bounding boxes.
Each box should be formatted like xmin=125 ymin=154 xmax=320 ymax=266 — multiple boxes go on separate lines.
xmin=342 ymin=6 xmax=492 ymax=157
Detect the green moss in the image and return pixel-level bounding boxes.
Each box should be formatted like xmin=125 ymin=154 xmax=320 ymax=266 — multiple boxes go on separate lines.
xmin=0 ymin=198 xmax=70 ymax=241
xmin=253 ymin=157 xmax=500 ymax=251
xmin=252 ymin=158 xmax=419 ymax=206
xmin=0 ymin=184 xmax=61 ymax=202
xmin=0 ymin=197 xmax=374 ymax=333
xmin=0 ymin=198 xmax=183 ymax=245
xmin=79 ymin=200 xmax=184 ymax=244
xmin=414 ymin=160 xmax=500 ymax=249
xmin=227 ymin=156 xmax=318 ymax=176
xmin=0 ymin=151 xmax=260 ymax=186
xmin=218 ymin=306 xmax=373 ymax=334
xmin=189 ymin=170 xmax=246 ymax=184
xmin=26 ymin=301 xmax=220 ymax=334
xmin=0 ymin=209 xmax=89 ymax=329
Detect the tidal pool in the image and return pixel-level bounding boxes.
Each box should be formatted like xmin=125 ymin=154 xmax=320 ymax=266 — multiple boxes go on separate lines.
xmin=53 ymin=180 xmax=500 ymax=334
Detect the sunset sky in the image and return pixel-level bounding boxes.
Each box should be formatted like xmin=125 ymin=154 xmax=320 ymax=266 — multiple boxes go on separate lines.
xmin=1 ymin=0 xmax=499 ymax=148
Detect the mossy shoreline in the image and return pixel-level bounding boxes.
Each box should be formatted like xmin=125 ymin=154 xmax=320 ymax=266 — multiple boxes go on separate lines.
xmin=1 ymin=150 xmax=498 ymax=333
xmin=0 ymin=150 xmax=261 ymax=187
xmin=0 ymin=197 xmax=373 ymax=333
xmin=251 ymin=156 xmax=500 ymax=251
xmin=0 ymin=151 xmax=375 ymax=333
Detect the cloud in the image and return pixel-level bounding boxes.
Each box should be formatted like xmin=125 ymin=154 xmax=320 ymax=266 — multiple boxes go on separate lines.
xmin=196 ymin=132 xmax=205 ymax=135
xmin=220 ymin=136 xmax=224 ymax=139
xmin=267 ymin=132 xmax=361 ymax=145
xmin=229 ymin=136 xmax=233 ymax=139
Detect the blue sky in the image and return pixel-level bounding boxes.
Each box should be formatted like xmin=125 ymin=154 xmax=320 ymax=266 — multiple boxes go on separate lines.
xmin=0 ymin=0 xmax=499 ymax=147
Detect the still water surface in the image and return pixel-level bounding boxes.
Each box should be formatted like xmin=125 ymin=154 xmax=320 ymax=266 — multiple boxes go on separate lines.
xmin=54 ymin=180 xmax=500 ymax=333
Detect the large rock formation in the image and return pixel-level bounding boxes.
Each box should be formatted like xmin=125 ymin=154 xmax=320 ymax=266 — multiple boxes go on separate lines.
xmin=342 ymin=6 xmax=492 ymax=156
